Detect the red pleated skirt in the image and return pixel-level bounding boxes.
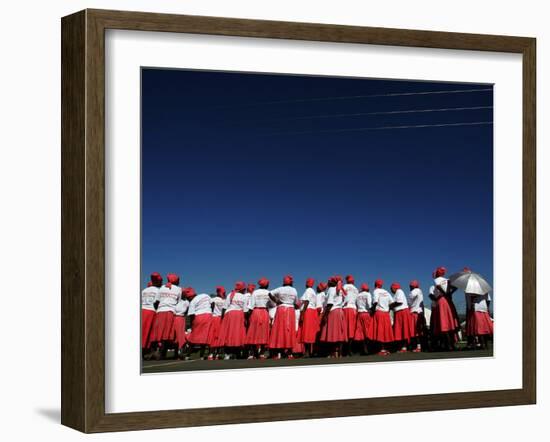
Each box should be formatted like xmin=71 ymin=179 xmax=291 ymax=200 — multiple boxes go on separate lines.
xmin=219 ymin=310 xmax=246 ymax=347
xmin=433 ymin=296 xmax=459 ymax=334
xmin=150 ymin=311 xmax=175 ymax=342
xmin=245 ymin=308 xmax=271 ymax=345
xmin=320 ymin=308 xmax=347 ymax=343
xmin=300 ymin=308 xmax=320 ymax=344
xmin=187 ymin=313 xmax=213 ymax=345
xmin=410 ymin=311 xmax=426 ymax=337
xmin=207 ymin=315 xmax=223 ymax=347
xmin=172 ymin=315 xmax=187 ymax=348
xmin=268 ymin=306 xmax=296 ymax=349
xmin=466 ymin=311 xmax=494 ymax=336
xmin=393 ymin=309 xmax=413 ymax=342
xmin=343 ymin=308 xmax=357 ymax=340
xmin=141 ymin=309 xmax=156 ymax=348
xmin=368 ymin=310 xmax=395 ymax=343
xmin=353 ymin=311 xmax=372 ymax=341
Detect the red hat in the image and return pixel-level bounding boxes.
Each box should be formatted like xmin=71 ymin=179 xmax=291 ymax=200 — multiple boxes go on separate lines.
xmin=146 ymin=281 xmax=153 ymax=287
xmin=183 ymin=287 xmax=196 ymax=299
xmin=247 ymin=283 xmax=256 ymax=293
xmin=335 ymin=275 xmax=343 ymax=282
xmin=150 ymin=272 xmax=163 ymax=285
xmin=317 ymin=282 xmax=328 ymax=292
xmin=216 ymin=286 xmax=226 ymax=298
xmin=166 ymin=273 xmax=180 ymax=285
xmin=258 ymin=277 xmax=269 ymax=288
xmin=375 ymin=279 xmax=384 ymax=288
xmin=328 ymin=276 xmax=337 ymax=284
xmin=283 ymin=275 xmax=294 ymax=285
xmin=235 ymin=281 xmax=246 ymax=291
xmin=346 ymin=274 xmax=355 ymax=283
xmin=463 ymin=267 xmax=472 ymax=273
xmin=306 ymin=277 xmax=315 ymax=288
xmin=390 ymin=282 xmax=401 ymax=292
xmin=409 ymin=280 xmax=420 ymax=289
xmin=360 ymin=283 xmax=369 ymax=291
xmin=434 ymin=266 xmax=447 ymax=277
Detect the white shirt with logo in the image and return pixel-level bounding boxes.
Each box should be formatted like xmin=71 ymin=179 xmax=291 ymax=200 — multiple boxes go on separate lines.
xmin=225 ymin=292 xmax=248 ymax=312
xmin=156 ymin=285 xmax=182 ymax=313
xmin=356 ymin=291 xmax=372 ymax=312
xmin=408 ymin=288 xmax=424 ymax=314
xmin=211 ymin=296 xmax=226 ymax=317
xmin=373 ymin=288 xmax=394 ymax=312
xmin=188 ymin=293 xmax=213 ymax=316
xmin=250 ymin=288 xmax=271 ymax=309
xmin=270 ymin=286 xmax=299 ymax=308
xmin=393 ymin=289 xmax=409 ymax=312
xmin=301 ymin=287 xmax=317 ymax=309
xmin=326 ymin=286 xmax=344 ymax=309
xmin=174 ymin=299 xmax=190 ymax=317
xmin=141 ymin=286 xmax=160 ymax=311
xmin=343 ymin=284 xmax=359 ymax=309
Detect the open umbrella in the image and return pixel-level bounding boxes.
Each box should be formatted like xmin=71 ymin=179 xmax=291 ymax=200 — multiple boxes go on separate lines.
xmin=449 ymin=269 xmax=492 ymax=295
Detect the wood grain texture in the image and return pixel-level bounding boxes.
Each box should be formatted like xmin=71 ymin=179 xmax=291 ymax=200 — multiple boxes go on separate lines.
xmin=60 ymin=8 xmax=537 ymax=433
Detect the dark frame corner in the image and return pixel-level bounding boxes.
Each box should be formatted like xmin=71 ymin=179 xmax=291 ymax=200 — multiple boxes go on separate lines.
xmin=61 ymin=8 xmax=536 ymax=433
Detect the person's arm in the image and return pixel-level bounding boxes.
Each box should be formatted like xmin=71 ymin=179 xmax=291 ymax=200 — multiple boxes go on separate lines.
xmin=153 ymin=301 xmax=160 ymax=310
xmin=321 ymin=303 xmax=333 ymax=325
xmin=370 ymin=302 xmax=377 ymax=315
xmin=390 ymin=301 xmax=402 ymax=310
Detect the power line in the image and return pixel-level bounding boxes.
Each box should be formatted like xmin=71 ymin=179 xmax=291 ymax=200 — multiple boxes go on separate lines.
xmin=264 ymin=105 xmax=493 ymax=122
xmin=265 ymin=121 xmax=493 ymax=136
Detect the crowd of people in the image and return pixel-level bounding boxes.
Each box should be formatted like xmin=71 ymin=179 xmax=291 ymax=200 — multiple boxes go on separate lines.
xmin=141 ymin=267 xmax=493 ymax=361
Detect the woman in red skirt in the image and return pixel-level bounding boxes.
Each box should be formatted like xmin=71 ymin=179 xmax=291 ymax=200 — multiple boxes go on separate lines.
xmin=150 ymin=273 xmax=182 ymax=360
xmin=408 ymin=280 xmax=425 ymax=352
xmin=430 ymin=266 xmax=460 ymax=350
xmin=390 ymin=282 xmax=413 ymax=353
xmin=141 ymin=272 xmax=163 ymax=358
xmin=319 ymin=277 xmax=347 ymax=357
xmin=354 ymin=283 xmax=373 ymax=355
xmin=219 ymin=281 xmax=248 ymax=359
xmin=185 ymin=288 xmax=213 ymax=359
xmin=207 ymin=286 xmax=226 ymax=360
xmin=342 ymin=274 xmax=359 ymax=355
xmin=245 ymin=278 xmax=271 ymax=359
xmin=268 ymin=275 xmax=300 ymax=359
xmin=172 ymin=296 xmax=190 ymax=359
xmin=368 ymin=279 xmax=395 ymax=355
xmin=466 ymin=292 xmax=493 ymax=349
xmin=299 ymin=277 xmax=319 ymax=357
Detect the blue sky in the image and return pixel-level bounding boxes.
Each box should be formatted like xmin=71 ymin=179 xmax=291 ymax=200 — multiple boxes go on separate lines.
xmin=141 ymin=68 xmax=493 ymax=312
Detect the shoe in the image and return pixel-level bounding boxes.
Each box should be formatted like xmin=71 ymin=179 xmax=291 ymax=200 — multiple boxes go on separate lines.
xmin=247 ymin=355 xmax=255 ymax=360
xmin=259 ymin=354 xmax=266 ymax=360
xmin=224 ymin=354 xmax=231 ymax=360
xmin=412 ymin=348 xmax=422 ymax=353
xmin=377 ymin=350 xmax=389 ymax=356
xmin=398 ymin=349 xmax=408 ymax=353
xmin=207 ymin=355 xmax=214 ymax=360
xmin=287 ymin=354 xmax=295 ymax=360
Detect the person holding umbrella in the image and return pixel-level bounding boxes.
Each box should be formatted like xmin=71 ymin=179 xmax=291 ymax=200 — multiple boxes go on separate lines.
xmin=430 ymin=266 xmax=460 ymax=350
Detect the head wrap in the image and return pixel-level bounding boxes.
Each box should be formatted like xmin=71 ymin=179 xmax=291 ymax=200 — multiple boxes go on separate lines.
xmin=360 ymin=283 xmax=369 ymax=292
xmin=247 ymin=283 xmax=256 ymax=294
xmin=317 ymin=282 xmax=328 ymax=292
xmin=234 ymin=281 xmax=246 ymax=291
xmin=146 ymin=281 xmax=153 ymax=287
xmin=216 ymin=286 xmax=226 ymax=298
xmin=183 ymin=287 xmax=196 ymax=299
xmin=390 ymin=282 xmax=401 ymax=292
xmin=258 ymin=277 xmax=269 ymax=288
xmin=283 ymin=275 xmax=293 ymax=285
xmin=409 ymin=280 xmax=420 ymax=289
xmin=434 ymin=266 xmax=447 ymax=277
xmin=346 ymin=274 xmax=355 ymax=284
xmin=375 ymin=279 xmax=384 ymax=288
xmin=305 ymin=277 xmax=315 ymax=288
xmin=165 ymin=273 xmax=180 ymax=288
xmin=150 ymin=272 xmax=163 ymax=286
xmin=335 ymin=275 xmax=343 ymax=282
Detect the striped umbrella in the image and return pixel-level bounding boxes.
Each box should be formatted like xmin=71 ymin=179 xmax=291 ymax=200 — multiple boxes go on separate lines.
xmin=449 ymin=269 xmax=492 ymax=295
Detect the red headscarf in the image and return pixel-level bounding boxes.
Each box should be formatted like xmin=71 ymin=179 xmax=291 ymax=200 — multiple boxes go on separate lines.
xmin=346 ymin=274 xmax=355 ymax=284
xmin=258 ymin=277 xmax=269 ymax=288
xmin=463 ymin=267 xmax=472 ymax=273
xmin=183 ymin=287 xmax=196 ymax=299
xmin=360 ymin=283 xmax=369 ymax=292
xmin=409 ymin=280 xmax=420 ymax=289
xmin=165 ymin=273 xmax=180 ymax=288
xmin=283 ymin=275 xmax=293 ymax=285
xmin=247 ymin=283 xmax=256 ymax=294
xmin=305 ymin=277 xmax=315 ymax=288
xmin=374 ymin=279 xmax=384 ymax=288
xmin=230 ymin=281 xmax=246 ymax=302
xmin=390 ymin=282 xmax=401 ymax=292
xmin=317 ymin=282 xmax=328 ymax=292
xmin=335 ymin=275 xmax=343 ymax=282
xmin=150 ymin=272 xmax=163 ymax=286
xmin=328 ymin=276 xmax=337 ymax=285
xmin=434 ymin=266 xmax=447 ymax=277
xmin=216 ymin=286 xmax=226 ymax=298
xmin=146 ymin=281 xmax=153 ymax=287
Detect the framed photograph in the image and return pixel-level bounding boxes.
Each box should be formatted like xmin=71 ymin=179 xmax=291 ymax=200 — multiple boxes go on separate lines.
xmin=61 ymin=9 xmax=536 ymax=433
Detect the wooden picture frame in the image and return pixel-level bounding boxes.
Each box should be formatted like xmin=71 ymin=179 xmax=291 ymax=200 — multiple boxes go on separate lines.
xmin=61 ymin=8 xmax=536 ymax=433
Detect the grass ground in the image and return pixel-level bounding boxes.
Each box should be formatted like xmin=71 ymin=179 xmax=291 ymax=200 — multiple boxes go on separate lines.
xmin=142 ymin=346 xmax=492 ymax=374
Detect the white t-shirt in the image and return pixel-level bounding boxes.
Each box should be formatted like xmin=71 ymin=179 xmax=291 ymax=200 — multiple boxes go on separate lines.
xmin=188 ymin=293 xmax=213 ymax=316
xmin=316 ymin=291 xmax=327 ymax=311
xmin=433 ymin=276 xmax=449 ymax=298
xmin=211 ymin=296 xmax=226 ymax=317
xmin=356 ymin=291 xmax=372 ymax=312
xmin=373 ymin=288 xmax=394 ymax=312
xmin=250 ymin=288 xmax=271 ymax=309
xmin=243 ymin=293 xmax=252 ymax=312
xmin=141 ymin=286 xmax=160 ymax=311
xmin=408 ymin=288 xmax=424 ymax=314
xmin=343 ymin=284 xmax=358 ymax=309
xmin=156 ymin=284 xmax=182 ymax=313
xmin=301 ymin=287 xmax=317 ymax=309
xmin=225 ymin=292 xmax=248 ymax=312
xmin=393 ymin=289 xmax=409 ymax=312
xmin=326 ymin=286 xmax=344 ymax=309
xmin=429 ymin=285 xmax=437 ymax=309
xmin=469 ymin=293 xmax=492 ymax=313
xmin=270 ymin=286 xmax=299 ymax=308
xmin=174 ymin=299 xmax=190 ymax=316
